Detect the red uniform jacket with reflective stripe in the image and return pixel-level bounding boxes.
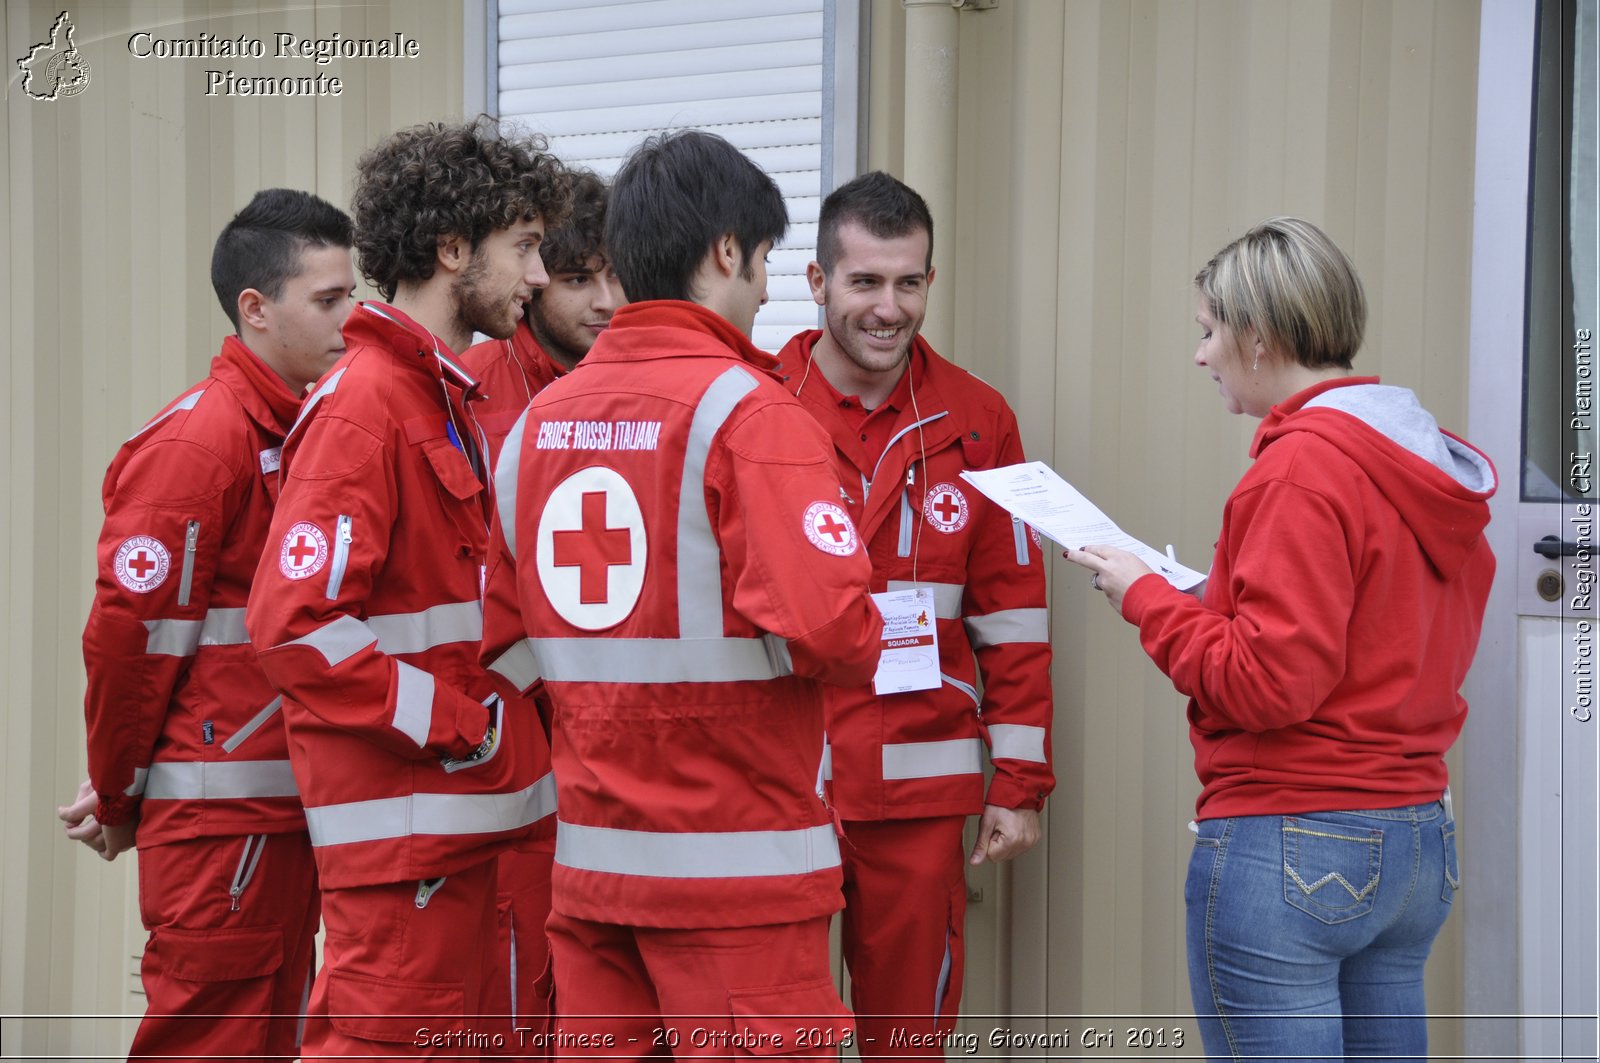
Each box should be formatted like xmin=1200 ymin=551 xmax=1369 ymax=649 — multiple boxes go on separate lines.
xmin=480 ymin=301 xmax=882 ymax=929
xmin=83 ymin=337 xmax=304 ymax=843
xmin=246 ymin=303 xmax=554 ymax=889
xmin=779 ymin=331 xmax=1056 ymax=820
xmin=461 ymin=320 xmax=566 ymax=470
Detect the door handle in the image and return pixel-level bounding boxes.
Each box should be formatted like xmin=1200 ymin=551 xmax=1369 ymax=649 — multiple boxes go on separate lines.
xmin=1533 ymin=535 xmax=1581 ymax=559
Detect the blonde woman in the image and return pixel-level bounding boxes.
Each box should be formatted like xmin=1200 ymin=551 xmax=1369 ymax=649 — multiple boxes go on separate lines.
xmin=1069 ymin=218 xmax=1496 ymax=1062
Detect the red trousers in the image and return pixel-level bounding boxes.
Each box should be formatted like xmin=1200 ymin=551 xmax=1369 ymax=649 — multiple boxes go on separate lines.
xmin=129 ymin=831 xmax=319 ymax=1063
xmin=301 ymin=856 xmax=506 ymax=1060
xmin=839 ymin=817 xmax=968 ymax=1058
xmin=546 ymin=913 xmax=851 ymax=1059
xmin=487 ymin=832 xmax=555 ymax=1054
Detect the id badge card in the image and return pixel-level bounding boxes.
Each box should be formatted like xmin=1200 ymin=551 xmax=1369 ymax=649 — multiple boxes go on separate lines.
xmin=870 ymin=586 xmax=941 ymax=695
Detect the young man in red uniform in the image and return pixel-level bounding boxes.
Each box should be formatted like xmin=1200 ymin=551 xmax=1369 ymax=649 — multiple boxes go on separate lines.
xmin=63 ymin=188 xmax=355 ymax=1061
xmin=245 ymin=119 xmax=571 ymax=1060
xmin=464 ymin=170 xmax=624 ymax=464
xmin=479 ymin=130 xmax=882 ymax=1053
xmin=778 ymin=172 xmax=1055 ymax=1055
xmin=461 ymin=169 xmax=623 ymax=1040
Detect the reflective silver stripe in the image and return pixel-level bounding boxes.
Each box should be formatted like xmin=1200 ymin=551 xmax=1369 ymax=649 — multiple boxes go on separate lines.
xmin=1012 ymin=517 xmax=1030 ymax=564
xmin=533 ymin=635 xmax=791 ymax=683
xmin=142 ymin=759 xmax=299 ymax=800
xmin=487 ymin=638 xmax=542 ymax=691
xmin=887 ymin=580 xmax=964 ymax=619
xmin=125 ymin=767 xmax=149 ymax=797
xmin=680 ymin=367 xmax=759 ymax=636
xmin=965 ymin=608 xmax=1050 ymax=648
xmin=988 ymin=723 xmax=1048 ymax=763
xmin=882 ymin=738 xmax=984 ymax=780
xmin=144 ymin=607 xmax=252 ymax=656
xmin=305 ymin=772 xmax=557 ymax=847
xmin=221 ymin=696 xmax=284 ymax=754
xmin=941 ymin=672 xmax=980 ymax=708
xmin=555 ymin=820 xmax=840 ymax=879
xmin=285 ymin=614 xmax=378 ymax=667
xmin=392 ymin=661 xmax=435 ymax=748
xmin=367 ymin=601 xmax=483 ymax=654
xmin=289 ymin=367 xmax=345 ymax=438
xmin=898 ymin=488 xmax=914 ymax=557
xmin=127 ymin=389 xmax=204 ymax=442
xmin=496 ymin=409 xmax=531 ymax=559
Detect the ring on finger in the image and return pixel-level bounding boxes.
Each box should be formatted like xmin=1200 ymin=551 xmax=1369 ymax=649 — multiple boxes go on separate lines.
xmin=1091 ymin=573 xmax=1102 ymax=590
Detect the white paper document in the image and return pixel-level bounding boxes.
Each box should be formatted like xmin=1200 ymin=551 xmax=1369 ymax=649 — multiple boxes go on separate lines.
xmin=870 ymin=586 xmax=942 ymax=695
xmin=959 ymin=462 xmax=1207 ymax=591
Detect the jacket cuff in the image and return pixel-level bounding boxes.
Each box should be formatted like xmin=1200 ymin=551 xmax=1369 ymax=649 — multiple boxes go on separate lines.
xmin=984 ymin=774 xmax=1049 ymax=812
xmin=95 ymin=792 xmax=140 ymax=827
xmin=434 ymin=695 xmax=491 ymax=759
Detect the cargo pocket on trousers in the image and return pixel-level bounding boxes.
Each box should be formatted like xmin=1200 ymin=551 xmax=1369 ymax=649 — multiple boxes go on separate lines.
xmin=326 ymin=967 xmax=466 ymax=1044
xmin=1441 ymin=821 xmax=1460 ymax=902
xmin=727 ymin=977 xmax=854 ymax=1057
xmin=1282 ymin=817 xmax=1382 ymax=924
xmin=145 ymin=924 xmax=283 ymax=1055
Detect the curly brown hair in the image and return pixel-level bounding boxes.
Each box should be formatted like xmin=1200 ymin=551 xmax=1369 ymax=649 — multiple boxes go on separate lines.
xmin=352 ymin=116 xmax=573 ymax=301
xmin=538 ymin=169 xmax=609 ymax=277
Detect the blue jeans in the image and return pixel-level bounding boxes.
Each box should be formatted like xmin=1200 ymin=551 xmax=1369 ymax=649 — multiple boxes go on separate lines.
xmin=1185 ymin=802 xmax=1459 ymax=1062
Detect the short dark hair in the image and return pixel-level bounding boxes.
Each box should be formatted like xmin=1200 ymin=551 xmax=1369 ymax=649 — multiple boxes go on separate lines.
xmin=539 ymin=170 xmax=609 ymax=279
xmin=816 ymin=171 xmax=934 ymax=275
xmin=606 ymin=130 xmax=786 ymax=302
xmin=351 ymin=116 xmax=573 ymax=301
xmin=210 ymin=188 xmax=353 ymax=331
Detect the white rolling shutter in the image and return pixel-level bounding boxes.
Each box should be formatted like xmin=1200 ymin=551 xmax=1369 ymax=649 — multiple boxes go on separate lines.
xmin=494 ymin=0 xmax=859 ymax=352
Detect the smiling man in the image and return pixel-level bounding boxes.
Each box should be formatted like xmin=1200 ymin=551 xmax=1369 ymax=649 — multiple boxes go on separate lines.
xmin=245 ymin=119 xmax=572 ymax=1060
xmin=779 ymin=172 xmax=1055 ymax=1056
xmin=65 ymin=188 xmax=353 ymax=1061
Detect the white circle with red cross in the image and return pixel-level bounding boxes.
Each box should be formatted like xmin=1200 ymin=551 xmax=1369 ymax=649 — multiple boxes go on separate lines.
xmin=803 ymin=501 xmax=859 ymax=557
xmin=278 ymin=522 xmax=329 ymax=580
xmin=536 ymin=466 xmax=646 ymax=631
xmin=923 ymin=483 xmax=970 ymax=534
xmin=113 ymin=535 xmax=170 ymax=593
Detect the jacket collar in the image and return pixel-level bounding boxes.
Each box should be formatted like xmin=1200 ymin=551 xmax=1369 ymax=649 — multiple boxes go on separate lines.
xmin=584 ymin=300 xmax=785 ymax=381
xmin=214 ymin=335 xmax=302 ymax=436
xmin=346 ymin=301 xmax=483 ymax=398
xmin=1250 ymin=375 xmax=1380 ymax=458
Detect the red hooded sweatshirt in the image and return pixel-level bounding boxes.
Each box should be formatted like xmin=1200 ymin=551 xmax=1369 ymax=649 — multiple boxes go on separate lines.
xmin=1122 ymin=377 xmax=1497 ymax=819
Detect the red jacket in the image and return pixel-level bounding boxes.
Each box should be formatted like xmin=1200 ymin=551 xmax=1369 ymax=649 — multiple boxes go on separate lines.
xmin=1122 ymin=377 xmax=1497 ymax=819
xmin=778 ymin=332 xmax=1055 ymax=819
xmin=83 ymin=337 xmax=304 ymax=843
xmin=246 ymin=302 xmax=554 ymax=889
xmin=461 ymin=321 xmax=567 ymax=468
xmin=481 ymin=301 xmax=882 ymax=929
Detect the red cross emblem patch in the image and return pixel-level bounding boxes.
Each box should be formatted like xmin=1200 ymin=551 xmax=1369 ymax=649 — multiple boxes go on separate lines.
xmin=278 ymin=522 xmax=329 ymax=580
xmin=803 ymin=501 xmax=859 ymax=557
xmin=923 ymin=483 xmax=970 ymax=534
xmin=536 ymin=466 xmax=646 ymax=631
xmin=113 ymin=535 xmax=170 ymax=593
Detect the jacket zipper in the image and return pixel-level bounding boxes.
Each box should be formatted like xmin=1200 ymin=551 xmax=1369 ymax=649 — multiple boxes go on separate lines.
xmin=326 ymin=514 xmax=353 ymax=600
xmin=229 ymin=834 xmax=267 ymax=912
xmin=177 ymin=520 xmax=200 ymax=606
xmin=415 ymin=876 xmax=448 ymax=909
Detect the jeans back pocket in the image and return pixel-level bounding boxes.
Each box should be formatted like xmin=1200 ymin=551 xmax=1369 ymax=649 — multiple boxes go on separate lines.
xmin=1282 ymin=817 xmax=1382 ymax=924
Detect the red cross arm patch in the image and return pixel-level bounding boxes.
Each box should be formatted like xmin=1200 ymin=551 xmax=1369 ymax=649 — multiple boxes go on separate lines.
xmin=803 ymin=501 xmax=859 ymax=557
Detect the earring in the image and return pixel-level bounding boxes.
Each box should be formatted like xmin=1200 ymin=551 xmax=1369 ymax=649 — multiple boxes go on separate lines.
xmin=1252 ymin=349 xmax=1261 ymax=372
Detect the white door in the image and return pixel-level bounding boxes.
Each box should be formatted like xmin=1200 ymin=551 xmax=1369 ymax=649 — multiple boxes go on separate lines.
xmin=1467 ymin=2 xmax=1598 ymax=1060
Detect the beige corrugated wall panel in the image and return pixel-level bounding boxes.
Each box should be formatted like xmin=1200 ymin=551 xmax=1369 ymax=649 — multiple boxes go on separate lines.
xmin=3 ymin=3 xmax=463 ymax=1059
xmin=871 ymin=0 xmax=1479 ymax=1051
